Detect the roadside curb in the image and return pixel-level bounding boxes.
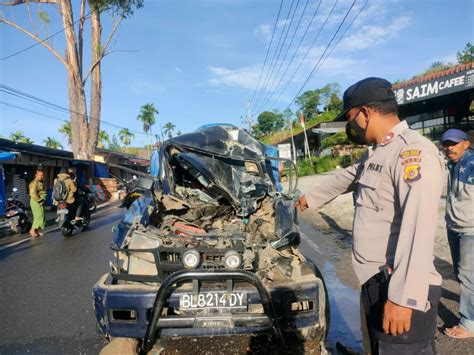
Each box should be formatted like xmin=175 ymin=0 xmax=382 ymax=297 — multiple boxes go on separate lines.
xmin=0 ymin=200 xmax=120 ymax=251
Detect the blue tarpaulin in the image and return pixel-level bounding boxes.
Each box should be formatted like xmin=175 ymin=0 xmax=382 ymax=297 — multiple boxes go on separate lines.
xmin=0 ymin=167 xmax=5 ymax=216
xmin=149 ymin=149 xmax=160 ymax=177
xmin=94 ymin=162 xmax=109 ymax=178
xmin=0 ymin=152 xmax=17 ymax=161
xmin=0 ymin=152 xmax=16 ymax=216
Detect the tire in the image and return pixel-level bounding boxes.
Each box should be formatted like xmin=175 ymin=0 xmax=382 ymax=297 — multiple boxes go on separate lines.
xmin=89 ymin=198 xmax=97 ymax=212
xmin=20 ymin=219 xmax=31 ymax=234
xmin=62 ymin=225 xmax=73 ymax=237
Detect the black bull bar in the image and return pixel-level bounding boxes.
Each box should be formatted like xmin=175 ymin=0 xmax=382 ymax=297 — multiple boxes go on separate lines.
xmin=140 ymin=269 xmax=284 ymax=353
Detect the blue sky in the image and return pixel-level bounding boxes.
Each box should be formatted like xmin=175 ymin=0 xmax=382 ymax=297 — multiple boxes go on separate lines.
xmin=0 ymin=0 xmax=472 ymax=148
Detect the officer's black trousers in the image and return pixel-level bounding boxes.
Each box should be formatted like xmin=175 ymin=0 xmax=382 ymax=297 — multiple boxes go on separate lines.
xmin=361 ymin=271 xmax=441 ymax=355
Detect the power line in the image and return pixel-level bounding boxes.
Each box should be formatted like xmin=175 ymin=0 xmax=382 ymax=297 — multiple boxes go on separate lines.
xmin=249 ymin=0 xmax=285 ymax=107
xmin=258 ymin=0 xmax=340 ymax=115
xmin=285 ymin=0 xmax=358 ymax=111
xmin=1 ymin=14 xmax=89 ymax=61
xmin=252 ymin=0 xmax=296 ymax=110
xmin=0 ymin=85 xmax=152 ymax=137
xmin=262 ymin=0 xmax=323 ymax=112
xmin=254 ymin=0 xmax=312 ymax=113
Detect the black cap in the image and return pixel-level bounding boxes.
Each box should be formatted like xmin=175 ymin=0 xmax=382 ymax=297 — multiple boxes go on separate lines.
xmin=335 ymin=77 xmax=396 ymax=121
xmin=59 ymin=167 xmax=68 ymax=174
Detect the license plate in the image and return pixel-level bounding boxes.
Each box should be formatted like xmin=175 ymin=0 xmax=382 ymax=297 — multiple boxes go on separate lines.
xmin=57 ymin=209 xmax=68 ymax=215
xmin=179 ymin=291 xmax=247 ymax=310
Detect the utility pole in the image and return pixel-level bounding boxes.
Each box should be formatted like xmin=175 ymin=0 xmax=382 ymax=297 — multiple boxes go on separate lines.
xmin=245 ymin=99 xmax=253 ymax=131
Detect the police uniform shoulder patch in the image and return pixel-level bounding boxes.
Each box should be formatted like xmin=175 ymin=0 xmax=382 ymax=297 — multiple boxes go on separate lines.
xmin=400 ymin=149 xmax=422 ymax=182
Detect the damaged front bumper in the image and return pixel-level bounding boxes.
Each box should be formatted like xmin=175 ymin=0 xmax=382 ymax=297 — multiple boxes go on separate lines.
xmin=93 ymin=269 xmax=325 ymax=351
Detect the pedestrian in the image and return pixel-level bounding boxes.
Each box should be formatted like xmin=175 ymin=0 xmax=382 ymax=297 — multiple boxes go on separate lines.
xmin=29 ymin=167 xmax=47 ymax=237
xmin=296 ymin=77 xmax=445 ymax=354
xmin=440 ymin=128 xmax=474 ymax=339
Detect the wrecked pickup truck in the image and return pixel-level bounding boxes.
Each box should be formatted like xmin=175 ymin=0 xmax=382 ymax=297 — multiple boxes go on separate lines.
xmin=93 ymin=125 xmax=328 ymax=353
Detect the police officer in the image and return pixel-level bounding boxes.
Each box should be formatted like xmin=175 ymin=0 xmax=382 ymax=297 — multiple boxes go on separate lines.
xmin=297 ymin=77 xmax=444 ymax=354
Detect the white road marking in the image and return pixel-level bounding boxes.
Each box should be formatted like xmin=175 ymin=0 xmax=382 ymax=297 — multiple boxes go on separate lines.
xmin=300 ymin=232 xmax=321 ymax=254
xmin=0 ymin=205 xmax=119 ymax=252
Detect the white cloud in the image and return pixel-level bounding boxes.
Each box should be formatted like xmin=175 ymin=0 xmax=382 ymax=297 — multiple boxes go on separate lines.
xmin=338 ymin=15 xmax=411 ymax=52
xmin=175 ymin=66 xmax=183 ymax=73
xmin=254 ymin=23 xmax=272 ymax=42
xmin=130 ymin=81 xmax=166 ymax=95
xmin=208 ymin=65 xmax=262 ymax=90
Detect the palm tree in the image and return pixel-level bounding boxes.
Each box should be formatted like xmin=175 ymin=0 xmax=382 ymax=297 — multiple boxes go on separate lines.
xmin=58 ymin=122 xmax=72 ymax=146
xmin=119 ymin=128 xmax=134 ymax=146
xmin=97 ymin=130 xmax=110 ymax=148
xmin=137 ymin=103 xmax=159 ymax=134
xmin=43 ymin=137 xmax=63 ymax=149
xmin=163 ymin=122 xmax=176 ymax=139
xmin=9 ymin=131 xmax=34 ymax=144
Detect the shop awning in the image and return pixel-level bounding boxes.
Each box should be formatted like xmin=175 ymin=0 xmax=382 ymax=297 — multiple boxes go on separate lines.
xmin=0 ymin=152 xmax=17 ymax=161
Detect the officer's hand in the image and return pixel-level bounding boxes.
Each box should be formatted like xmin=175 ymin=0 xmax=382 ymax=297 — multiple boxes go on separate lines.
xmin=294 ymin=195 xmax=309 ymax=211
xmin=382 ymin=299 xmax=413 ymax=336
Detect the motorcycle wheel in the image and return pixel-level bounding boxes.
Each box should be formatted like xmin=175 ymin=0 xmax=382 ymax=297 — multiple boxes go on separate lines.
xmin=20 ymin=220 xmax=31 ymax=234
xmin=89 ymin=198 xmax=97 ymax=212
xmin=61 ymin=225 xmax=73 ymax=237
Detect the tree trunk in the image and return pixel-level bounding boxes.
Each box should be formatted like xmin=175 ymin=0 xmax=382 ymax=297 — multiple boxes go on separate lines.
xmin=87 ymin=8 xmax=101 ymax=158
xmin=59 ymin=0 xmax=89 ymax=160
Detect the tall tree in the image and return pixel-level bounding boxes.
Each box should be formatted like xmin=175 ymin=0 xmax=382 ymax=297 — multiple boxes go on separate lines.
xmin=108 ymin=134 xmax=121 ymax=151
xmin=137 ymin=103 xmax=159 ymax=134
xmin=119 ymin=128 xmax=134 ymax=146
xmin=252 ymin=111 xmax=285 ymax=138
xmin=295 ymin=90 xmax=321 ymax=120
xmin=97 ymin=130 xmax=110 ymax=148
xmin=43 ymin=137 xmax=63 ymax=149
xmin=58 ymin=121 xmax=72 ymax=146
xmin=163 ymin=122 xmax=176 ymax=139
xmin=0 ymin=0 xmax=143 ymax=159
xmin=9 ymin=131 xmax=34 ymax=144
xmin=457 ymin=42 xmax=474 ymax=64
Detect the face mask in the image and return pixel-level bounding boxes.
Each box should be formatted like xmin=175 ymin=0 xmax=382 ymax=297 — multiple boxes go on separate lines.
xmin=345 ymin=116 xmax=367 ymax=145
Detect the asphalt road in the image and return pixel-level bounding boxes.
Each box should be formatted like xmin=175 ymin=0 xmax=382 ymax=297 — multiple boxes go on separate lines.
xmin=0 ymin=207 xmax=122 ymax=354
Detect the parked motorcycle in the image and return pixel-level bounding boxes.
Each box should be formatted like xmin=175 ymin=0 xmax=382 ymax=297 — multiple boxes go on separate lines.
xmin=57 ymin=197 xmax=90 ymax=237
xmin=5 ymin=187 xmax=31 ymax=234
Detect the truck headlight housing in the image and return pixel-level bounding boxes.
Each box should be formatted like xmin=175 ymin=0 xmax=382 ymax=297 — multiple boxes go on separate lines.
xmin=223 ymin=250 xmax=241 ymax=270
xmin=182 ymin=250 xmax=201 ymax=269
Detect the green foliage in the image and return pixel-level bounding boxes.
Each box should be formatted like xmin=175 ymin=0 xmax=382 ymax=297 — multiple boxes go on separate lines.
xmin=327 ymin=93 xmax=343 ymax=112
xmin=97 ymin=130 xmax=110 ymax=148
xmin=37 ymin=10 xmax=51 ymax=24
xmin=89 ymin=0 xmax=144 ymax=17
xmin=321 ymin=131 xmax=350 ymax=148
xmin=295 ymin=90 xmax=320 ymax=120
xmin=252 ymin=111 xmax=285 ymax=138
xmin=58 ymin=122 xmax=72 ymax=145
xmin=261 ymin=111 xmax=337 ymax=145
xmin=457 ymin=42 xmax=474 ymax=64
xmin=9 ymin=131 xmax=34 ymax=144
xmin=163 ymin=122 xmax=176 ymax=139
xmin=108 ymin=134 xmax=122 ymax=151
xmin=137 ymin=103 xmax=159 ymax=133
xmin=43 ymin=137 xmax=63 ymax=149
xmin=119 ymin=128 xmax=134 ymax=146
xmin=176 ymin=130 xmax=182 ymax=136
xmin=296 ymin=154 xmax=356 ymax=177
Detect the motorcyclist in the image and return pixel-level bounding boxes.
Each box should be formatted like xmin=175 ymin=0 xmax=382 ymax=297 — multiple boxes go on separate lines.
xmin=67 ymin=168 xmax=89 ymax=220
xmin=55 ymin=168 xmax=82 ymax=221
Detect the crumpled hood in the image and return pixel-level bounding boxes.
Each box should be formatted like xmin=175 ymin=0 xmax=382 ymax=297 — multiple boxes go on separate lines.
xmin=166 ymin=125 xmax=266 ymax=161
